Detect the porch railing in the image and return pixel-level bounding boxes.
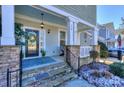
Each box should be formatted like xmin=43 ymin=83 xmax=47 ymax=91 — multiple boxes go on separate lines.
xmin=80 ymin=46 xmax=92 ymax=58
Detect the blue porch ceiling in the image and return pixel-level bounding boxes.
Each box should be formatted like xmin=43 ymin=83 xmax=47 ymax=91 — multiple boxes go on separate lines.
xmin=15 ymin=5 xmax=66 ymax=26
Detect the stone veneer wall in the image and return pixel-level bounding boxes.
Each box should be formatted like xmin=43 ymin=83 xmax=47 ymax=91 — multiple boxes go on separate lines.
xmin=65 ymin=45 xmax=80 ymax=70
xmin=0 ymin=46 xmax=20 ymax=87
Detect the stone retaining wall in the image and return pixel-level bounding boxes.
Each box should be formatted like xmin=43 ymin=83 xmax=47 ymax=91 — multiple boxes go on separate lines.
xmin=0 ymin=46 xmax=20 ymax=87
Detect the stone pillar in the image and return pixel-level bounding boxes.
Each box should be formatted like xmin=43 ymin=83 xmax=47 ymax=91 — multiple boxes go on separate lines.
xmin=1 ymin=5 xmax=15 ymax=45
xmin=65 ymin=45 xmax=80 ymax=70
xmin=65 ymin=17 xmax=80 ymax=70
xmin=0 ymin=46 xmax=20 ymax=87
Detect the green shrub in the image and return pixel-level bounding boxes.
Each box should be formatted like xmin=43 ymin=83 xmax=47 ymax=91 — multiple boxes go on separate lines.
xmin=109 ymin=63 xmax=124 ymax=78
xmin=90 ymin=50 xmax=99 ymax=62
xmin=101 ymin=51 xmax=109 ymax=59
xmin=98 ymin=41 xmax=108 ymax=58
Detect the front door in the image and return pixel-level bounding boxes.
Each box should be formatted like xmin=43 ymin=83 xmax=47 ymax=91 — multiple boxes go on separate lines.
xmin=25 ymin=29 xmax=39 ymax=57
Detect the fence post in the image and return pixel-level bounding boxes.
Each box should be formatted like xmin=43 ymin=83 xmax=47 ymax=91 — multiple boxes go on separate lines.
xmin=7 ymin=68 xmax=9 ymax=87
xmin=19 ymin=46 xmax=22 ymax=87
xmin=78 ymin=57 xmax=80 ymax=77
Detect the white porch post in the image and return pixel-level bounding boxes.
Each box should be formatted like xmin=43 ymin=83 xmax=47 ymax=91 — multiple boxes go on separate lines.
xmin=92 ymin=27 xmax=98 ymax=45
xmin=77 ymin=32 xmax=80 ymax=45
xmin=1 ymin=5 xmax=15 ymax=45
xmin=67 ymin=17 xmax=78 ymax=45
xmin=73 ymin=22 xmax=78 ymax=45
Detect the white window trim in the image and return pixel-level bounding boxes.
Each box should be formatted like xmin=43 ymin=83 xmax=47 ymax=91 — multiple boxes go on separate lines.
xmin=58 ymin=29 xmax=67 ymax=48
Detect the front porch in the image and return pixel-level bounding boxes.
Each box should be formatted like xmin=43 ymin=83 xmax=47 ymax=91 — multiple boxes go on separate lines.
xmin=0 ymin=5 xmax=98 ymax=87
xmin=22 ymin=56 xmax=64 ymax=70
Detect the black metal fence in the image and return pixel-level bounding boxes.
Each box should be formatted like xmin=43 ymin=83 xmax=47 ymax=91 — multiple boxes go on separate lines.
xmin=6 ymin=47 xmax=23 ymax=87
xmin=7 ymin=68 xmax=21 ymax=87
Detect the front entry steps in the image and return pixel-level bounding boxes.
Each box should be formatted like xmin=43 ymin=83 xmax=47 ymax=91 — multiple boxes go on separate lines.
xmin=22 ymin=62 xmax=77 ymax=87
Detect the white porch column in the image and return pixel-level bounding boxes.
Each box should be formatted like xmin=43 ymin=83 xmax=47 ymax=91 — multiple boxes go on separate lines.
xmin=1 ymin=5 xmax=15 ymax=45
xmin=77 ymin=32 xmax=80 ymax=45
xmin=92 ymin=27 xmax=98 ymax=45
xmin=67 ymin=17 xmax=78 ymax=45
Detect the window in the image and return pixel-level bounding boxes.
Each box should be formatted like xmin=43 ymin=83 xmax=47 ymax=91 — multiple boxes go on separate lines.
xmin=60 ymin=31 xmax=66 ymax=46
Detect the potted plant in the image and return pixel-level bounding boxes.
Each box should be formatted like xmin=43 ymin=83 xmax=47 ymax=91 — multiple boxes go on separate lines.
xmin=41 ymin=49 xmax=46 ymax=62
xmin=90 ymin=50 xmax=99 ymax=62
xmin=41 ymin=49 xmax=46 ymax=57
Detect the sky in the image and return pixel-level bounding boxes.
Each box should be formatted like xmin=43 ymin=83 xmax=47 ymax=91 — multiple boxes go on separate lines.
xmin=97 ymin=5 xmax=124 ymax=29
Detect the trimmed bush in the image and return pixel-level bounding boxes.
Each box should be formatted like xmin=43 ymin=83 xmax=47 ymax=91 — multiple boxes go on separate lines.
xmin=90 ymin=70 xmax=112 ymax=78
xmin=90 ymin=51 xmax=99 ymax=62
xmin=109 ymin=63 xmax=124 ymax=78
xmin=98 ymin=41 xmax=108 ymax=58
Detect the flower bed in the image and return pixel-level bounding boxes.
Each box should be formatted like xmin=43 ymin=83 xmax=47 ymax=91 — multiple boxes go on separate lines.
xmin=79 ymin=62 xmax=124 ymax=87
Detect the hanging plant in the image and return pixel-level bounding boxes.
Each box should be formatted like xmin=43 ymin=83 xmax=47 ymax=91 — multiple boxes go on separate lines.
xmin=15 ymin=23 xmax=28 ymax=46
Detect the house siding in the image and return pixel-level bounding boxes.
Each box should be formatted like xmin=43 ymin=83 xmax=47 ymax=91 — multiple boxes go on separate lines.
xmin=54 ymin=5 xmax=96 ymax=25
xmin=45 ymin=27 xmax=60 ymax=56
xmin=80 ymin=32 xmax=92 ymax=46
xmin=99 ymin=26 xmax=107 ymax=39
xmin=98 ymin=23 xmax=116 ymax=48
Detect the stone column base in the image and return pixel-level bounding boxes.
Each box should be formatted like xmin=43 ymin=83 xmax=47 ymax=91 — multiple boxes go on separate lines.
xmin=92 ymin=45 xmax=100 ymax=62
xmin=65 ymin=45 xmax=80 ymax=70
xmin=0 ymin=46 xmax=20 ymax=87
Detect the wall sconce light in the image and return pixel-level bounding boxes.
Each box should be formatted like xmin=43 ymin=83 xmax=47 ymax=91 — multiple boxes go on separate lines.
xmin=48 ymin=29 xmax=50 ymax=34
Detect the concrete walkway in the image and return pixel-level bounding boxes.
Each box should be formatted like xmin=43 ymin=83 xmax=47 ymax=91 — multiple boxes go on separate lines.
xmin=99 ymin=57 xmax=121 ymax=65
xmin=59 ymin=78 xmax=95 ymax=87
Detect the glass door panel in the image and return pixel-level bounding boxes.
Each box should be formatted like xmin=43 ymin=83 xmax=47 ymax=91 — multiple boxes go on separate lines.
xmin=25 ymin=29 xmax=39 ymax=57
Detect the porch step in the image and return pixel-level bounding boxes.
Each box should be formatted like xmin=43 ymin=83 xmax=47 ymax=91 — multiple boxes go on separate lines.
xmin=22 ymin=62 xmax=77 ymax=87
xmin=22 ymin=62 xmax=67 ymax=79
